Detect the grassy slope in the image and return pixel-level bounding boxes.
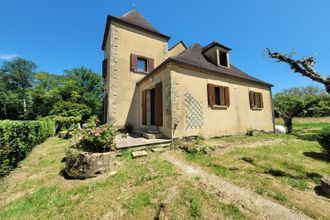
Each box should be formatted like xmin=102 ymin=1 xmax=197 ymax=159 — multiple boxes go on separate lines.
xmin=182 ymin=118 xmax=330 ymax=219
xmin=0 ymin=137 xmax=244 ymax=219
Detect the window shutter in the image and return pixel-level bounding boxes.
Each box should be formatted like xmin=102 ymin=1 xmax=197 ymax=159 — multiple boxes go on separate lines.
xmin=131 ymin=54 xmax=137 ymax=71
xmin=102 ymin=59 xmax=107 ymax=79
xmin=142 ymin=90 xmax=147 ymax=125
xmin=207 ymin=84 xmax=215 ymax=106
xmin=224 ymin=86 xmax=230 ymax=107
xmin=249 ymin=91 xmax=254 ymax=109
xmin=255 ymin=92 xmax=261 ymax=108
xmin=220 ymin=86 xmax=226 ymax=106
xmin=259 ymin=93 xmax=264 ymax=108
xmin=147 ymin=58 xmax=154 ymax=72
xmin=155 ymin=82 xmax=163 ymax=126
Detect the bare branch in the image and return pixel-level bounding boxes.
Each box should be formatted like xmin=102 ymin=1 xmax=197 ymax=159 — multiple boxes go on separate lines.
xmin=266 ymin=48 xmax=330 ymax=94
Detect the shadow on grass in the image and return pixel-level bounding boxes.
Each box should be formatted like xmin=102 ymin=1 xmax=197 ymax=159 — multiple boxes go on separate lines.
xmin=303 ymin=152 xmax=330 ymax=162
xmin=314 ymin=185 xmax=330 ymax=199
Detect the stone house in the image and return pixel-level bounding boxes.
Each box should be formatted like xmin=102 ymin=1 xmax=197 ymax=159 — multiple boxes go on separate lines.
xmin=102 ymin=9 xmax=274 ymax=138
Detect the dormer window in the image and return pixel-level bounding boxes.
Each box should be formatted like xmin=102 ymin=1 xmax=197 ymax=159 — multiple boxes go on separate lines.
xmin=219 ymin=52 xmax=229 ymax=67
xmin=202 ymin=41 xmax=231 ymax=68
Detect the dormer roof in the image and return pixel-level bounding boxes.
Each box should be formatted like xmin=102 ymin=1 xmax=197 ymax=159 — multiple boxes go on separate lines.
xmin=202 ymin=41 xmax=231 ymax=53
xmin=102 ymin=9 xmax=170 ymax=50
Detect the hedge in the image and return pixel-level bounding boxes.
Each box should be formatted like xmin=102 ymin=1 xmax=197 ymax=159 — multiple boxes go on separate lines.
xmin=0 ymin=119 xmax=55 ymax=177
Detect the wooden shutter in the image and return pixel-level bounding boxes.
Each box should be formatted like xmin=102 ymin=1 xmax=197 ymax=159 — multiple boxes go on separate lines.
xmin=220 ymin=86 xmax=226 ymax=106
xmin=224 ymin=86 xmax=230 ymax=107
xmin=131 ymin=54 xmax=137 ymax=71
xmin=255 ymin=92 xmax=261 ymax=108
xmin=147 ymin=58 xmax=154 ymax=72
xmin=102 ymin=59 xmax=107 ymax=79
xmin=249 ymin=91 xmax=254 ymax=109
xmin=259 ymin=93 xmax=264 ymax=108
xmin=207 ymin=84 xmax=215 ymax=106
xmin=154 ymin=82 xmax=163 ymax=126
xmin=103 ymin=93 xmax=108 ymax=123
xmin=142 ymin=90 xmax=147 ymax=125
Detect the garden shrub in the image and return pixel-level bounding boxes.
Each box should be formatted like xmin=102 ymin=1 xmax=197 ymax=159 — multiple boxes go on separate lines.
xmin=0 ymin=119 xmax=55 ymax=177
xmin=76 ymin=124 xmax=116 ymax=153
xmin=318 ymin=126 xmax=330 ymax=155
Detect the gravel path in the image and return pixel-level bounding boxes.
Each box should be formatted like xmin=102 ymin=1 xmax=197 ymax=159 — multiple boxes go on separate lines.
xmin=162 ymin=152 xmax=312 ymax=220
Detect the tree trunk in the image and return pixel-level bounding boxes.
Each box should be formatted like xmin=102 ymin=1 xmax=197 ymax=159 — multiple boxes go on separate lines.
xmin=283 ymin=117 xmax=293 ymax=134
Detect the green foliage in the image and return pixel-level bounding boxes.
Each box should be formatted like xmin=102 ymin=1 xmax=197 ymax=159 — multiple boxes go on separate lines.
xmin=50 ymin=101 xmax=91 ymax=120
xmin=0 ymin=119 xmax=55 ymax=177
xmin=77 ymin=124 xmax=116 ymax=153
xmin=0 ymin=58 xmax=37 ymax=119
xmin=0 ymin=59 xmax=103 ymax=123
xmin=318 ymin=126 xmax=330 ymax=153
xmin=274 ymin=87 xmax=320 ymax=133
xmin=124 ymin=192 xmax=151 ymax=213
xmin=50 ymin=115 xmax=81 ymax=131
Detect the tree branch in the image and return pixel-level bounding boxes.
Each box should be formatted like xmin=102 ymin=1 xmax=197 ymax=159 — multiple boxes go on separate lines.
xmin=266 ymin=48 xmax=330 ymax=94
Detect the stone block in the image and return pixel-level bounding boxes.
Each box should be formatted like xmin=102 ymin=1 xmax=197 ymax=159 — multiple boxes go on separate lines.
xmin=132 ymin=150 xmax=148 ymax=158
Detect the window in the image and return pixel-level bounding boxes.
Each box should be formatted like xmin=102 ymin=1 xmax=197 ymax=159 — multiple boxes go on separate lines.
xmin=219 ymin=52 xmax=228 ymax=67
xmin=207 ymin=84 xmax=230 ymax=108
xmin=249 ymin=91 xmax=264 ymax=109
xmin=102 ymin=58 xmax=108 ymax=79
xmin=137 ymin=58 xmax=147 ymax=72
xmin=130 ymin=54 xmax=154 ymax=73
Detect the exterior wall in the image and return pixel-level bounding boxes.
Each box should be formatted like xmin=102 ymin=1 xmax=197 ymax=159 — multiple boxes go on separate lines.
xmin=133 ymin=67 xmax=172 ymax=138
xmin=169 ymin=66 xmax=274 ymax=138
xmin=168 ymin=42 xmax=186 ymax=57
xmin=104 ymin=21 xmax=168 ymax=128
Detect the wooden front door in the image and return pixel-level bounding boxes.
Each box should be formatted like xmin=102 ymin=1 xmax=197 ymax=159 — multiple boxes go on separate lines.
xmin=142 ymin=82 xmax=163 ymax=126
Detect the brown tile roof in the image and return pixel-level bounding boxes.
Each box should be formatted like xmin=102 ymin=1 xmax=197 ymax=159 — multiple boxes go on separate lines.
xmin=138 ymin=43 xmax=272 ymax=87
xmin=102 ymin=10 xmax=170 ymax=50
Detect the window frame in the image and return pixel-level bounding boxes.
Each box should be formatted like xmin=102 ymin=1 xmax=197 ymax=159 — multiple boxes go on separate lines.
xmin=249 ymin=91 xmax=264 ymax=110
xmin=137 ymin=57 xmax=148 ymax=73
xmin=207 ymin=84 xmax=230 ymax=109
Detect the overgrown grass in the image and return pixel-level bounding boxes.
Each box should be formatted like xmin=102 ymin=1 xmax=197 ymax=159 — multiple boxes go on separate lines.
xmin=0 ymin=137 xmax=246 ymax=219
xmin=182 ymin=119 xmax=330 ymax=219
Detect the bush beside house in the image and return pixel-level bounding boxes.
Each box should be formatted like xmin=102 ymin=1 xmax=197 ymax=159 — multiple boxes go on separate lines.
xmin=0 ymin=119 xmax=55 ymax=177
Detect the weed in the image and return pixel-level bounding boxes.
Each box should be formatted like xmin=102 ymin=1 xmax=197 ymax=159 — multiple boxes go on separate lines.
xmin=208 ymin=164 xmax=228 ymax=177
xmin=272 ymin=191 xmax=288 ymax=202
xmin=190 ymin=197 xmax=202 ymax=218
xmin=287 ymin=178 xmax=308 ymax=190
xmin=124 ymin=192 xmax=151 ymax=213
xmin=223 ymin=203 xmax=245 ymax=220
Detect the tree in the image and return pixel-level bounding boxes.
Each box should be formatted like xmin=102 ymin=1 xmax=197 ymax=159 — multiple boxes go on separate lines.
xmin=63 ymin=67 xmax=104 ymax=117
xmin=266 ymin=49 xmax=330 ymax=94
xmin=274 ymin=88 xmax=319 ymax=133
xmin=30 ymin=72 xmax=62 ymax=117
xmin=1 ymin=58 xmax=37 ymax=119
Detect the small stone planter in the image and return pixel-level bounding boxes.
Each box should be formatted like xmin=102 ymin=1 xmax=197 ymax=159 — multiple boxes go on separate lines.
xmin=65 ymin=150 xmax=116 ymax=179
xmin=321 ymin=176 xmax=330 ymax=196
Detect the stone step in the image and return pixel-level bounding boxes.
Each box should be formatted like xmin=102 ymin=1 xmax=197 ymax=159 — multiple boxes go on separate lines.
xmin=151 ymin=147 xmax=167 ymax=153
xmin=132 ymin=150 xmax=148 ymax=158
xmin=143 ymin=133 xmax=163 ymax=139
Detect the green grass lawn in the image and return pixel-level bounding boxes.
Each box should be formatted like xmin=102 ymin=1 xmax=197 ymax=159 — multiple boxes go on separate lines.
xmin=0 ymin=137 xmax=244 ymax=219
xmin=179 ymin=118 xmax=330 ymax=219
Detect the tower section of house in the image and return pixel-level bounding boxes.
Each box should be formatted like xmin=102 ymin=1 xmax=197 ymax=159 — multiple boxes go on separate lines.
xmin=101 ymin=9 xmax=170 ymax=128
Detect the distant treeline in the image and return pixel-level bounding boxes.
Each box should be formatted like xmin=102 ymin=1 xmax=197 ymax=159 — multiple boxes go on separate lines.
xmin=0 ymin=57 xmax=104 ymax=124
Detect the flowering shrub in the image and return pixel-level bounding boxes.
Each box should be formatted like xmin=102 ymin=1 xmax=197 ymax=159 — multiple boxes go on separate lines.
xmin=77 ymin=124 xmax=116 ymax=153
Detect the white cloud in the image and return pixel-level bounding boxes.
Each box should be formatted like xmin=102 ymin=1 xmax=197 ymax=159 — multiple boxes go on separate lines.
xmin=0 ymin=53 xmax=19 ymax=60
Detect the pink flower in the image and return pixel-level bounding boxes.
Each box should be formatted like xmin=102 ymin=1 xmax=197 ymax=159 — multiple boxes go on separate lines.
xmin=95 ymin=132 xmax=100 ymax=137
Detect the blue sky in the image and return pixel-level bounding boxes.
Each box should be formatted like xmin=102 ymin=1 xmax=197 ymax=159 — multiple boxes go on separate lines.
xmin=0 ymin=0 xmax=329 ymax=93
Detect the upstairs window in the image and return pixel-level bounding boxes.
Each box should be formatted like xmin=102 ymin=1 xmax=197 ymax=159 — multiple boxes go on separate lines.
xmin=137 ymin=58 xmax=147 ymax=72
xmin=131 ymin=54 xmax=154 ymax=73
xmin=207 ymin=84 xmax=230 ymax=108
xmin=249 ymin=91 xmax=264 ymax=109
xmin=219 ymin=52 xmax=228 ymax=67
